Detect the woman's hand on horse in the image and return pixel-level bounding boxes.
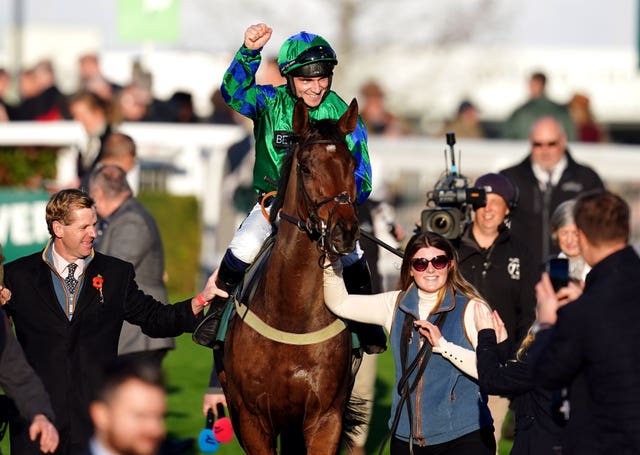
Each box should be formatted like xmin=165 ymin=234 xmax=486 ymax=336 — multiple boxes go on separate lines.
xmin=244 ymin=23 xmax=272 ymax=50
xmin=414 ymin=320 xmax=443 ymax=347
xmin=203 ymin=393 xmax=227 ymax=417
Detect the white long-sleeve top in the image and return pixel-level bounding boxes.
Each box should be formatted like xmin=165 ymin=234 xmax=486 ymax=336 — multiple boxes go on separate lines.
xmin=324 ymin=262 xmax=490 ymax=378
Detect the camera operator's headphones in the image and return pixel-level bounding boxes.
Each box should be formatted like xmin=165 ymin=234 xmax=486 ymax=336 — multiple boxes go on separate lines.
xmin=475 ymin=173 xmax=519 ymax=210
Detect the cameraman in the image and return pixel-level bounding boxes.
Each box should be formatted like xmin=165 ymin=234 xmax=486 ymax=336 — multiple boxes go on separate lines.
xmin=457 ymin=173 xmax=537 ymax=446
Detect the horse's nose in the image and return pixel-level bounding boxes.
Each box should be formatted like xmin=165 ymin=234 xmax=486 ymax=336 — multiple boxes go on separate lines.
xmin=331 ymin=218 xmax=359 ymax=254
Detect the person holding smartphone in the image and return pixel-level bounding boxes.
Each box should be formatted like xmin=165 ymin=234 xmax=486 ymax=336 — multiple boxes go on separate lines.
xmin=530 ymin=190 xmax=640 ymax=454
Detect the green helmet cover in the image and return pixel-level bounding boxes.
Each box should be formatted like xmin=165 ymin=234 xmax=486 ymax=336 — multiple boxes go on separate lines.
xmin=278 ymin=31 xmax=338 ymax=77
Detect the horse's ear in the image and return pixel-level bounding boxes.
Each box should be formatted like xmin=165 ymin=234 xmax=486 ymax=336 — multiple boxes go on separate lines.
xmin=292 ymin=98 xmax=310 ymax=135
xmin=337 ymin=98 xmax=359 ymax=135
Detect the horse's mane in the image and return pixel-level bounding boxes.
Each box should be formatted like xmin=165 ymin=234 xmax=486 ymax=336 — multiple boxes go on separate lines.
xmin=268 ymin=118 xmax=349 ymax=225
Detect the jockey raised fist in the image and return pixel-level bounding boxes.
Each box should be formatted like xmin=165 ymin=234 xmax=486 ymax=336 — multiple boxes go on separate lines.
xmin=244 ymin=23 xmax=272 ymax=50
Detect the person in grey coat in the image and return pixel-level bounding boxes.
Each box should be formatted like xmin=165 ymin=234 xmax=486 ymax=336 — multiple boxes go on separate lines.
xmin=89 ymin=163 xmax=175 ymax=366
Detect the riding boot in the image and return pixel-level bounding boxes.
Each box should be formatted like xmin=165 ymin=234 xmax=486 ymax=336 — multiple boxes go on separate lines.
xmin=342 ymin=258 xmax=387 ymax=354
xmin=192 ymin=261 xmax=245 ymax=349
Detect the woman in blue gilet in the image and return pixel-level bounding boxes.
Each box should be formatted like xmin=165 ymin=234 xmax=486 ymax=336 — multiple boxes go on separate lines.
xmin=324 ymin=231 xmax=495 ymax=454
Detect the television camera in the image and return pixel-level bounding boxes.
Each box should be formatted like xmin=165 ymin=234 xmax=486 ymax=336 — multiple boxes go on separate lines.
xmin=420 ymin=132 xmax=486 ymax=240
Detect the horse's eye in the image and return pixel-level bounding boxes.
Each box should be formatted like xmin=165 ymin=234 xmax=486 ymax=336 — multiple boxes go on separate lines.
xmin=299 ymin=163 xmax=311 ymax=175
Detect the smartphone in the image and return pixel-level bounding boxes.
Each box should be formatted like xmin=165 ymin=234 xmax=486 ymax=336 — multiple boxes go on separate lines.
xmin=547 ymin=257 xmax=569 ymax=292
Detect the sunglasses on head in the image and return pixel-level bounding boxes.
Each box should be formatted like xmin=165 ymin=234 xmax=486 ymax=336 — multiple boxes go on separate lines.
xmin=411 ymin=255 xmax=449 ymax=272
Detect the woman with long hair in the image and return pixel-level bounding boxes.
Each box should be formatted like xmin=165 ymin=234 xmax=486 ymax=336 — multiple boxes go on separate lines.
xmin=324 ymin=231 xmax=495 ymax=454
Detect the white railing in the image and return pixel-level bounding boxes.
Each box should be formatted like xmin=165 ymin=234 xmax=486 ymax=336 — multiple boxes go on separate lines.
xmin=1 ymin=122 xmax=639 ymax=270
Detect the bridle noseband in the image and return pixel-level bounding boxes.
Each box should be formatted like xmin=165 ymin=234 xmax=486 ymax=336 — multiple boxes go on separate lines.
xmin=278 ymin=138 xmax=357 ymax=262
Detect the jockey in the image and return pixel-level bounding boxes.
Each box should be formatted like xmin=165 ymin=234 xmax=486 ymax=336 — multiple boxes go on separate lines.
xmin=193 ymin=23 xmax=386 ymax=354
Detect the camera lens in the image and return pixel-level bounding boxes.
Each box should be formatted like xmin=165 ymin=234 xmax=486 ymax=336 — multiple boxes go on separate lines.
xmin=432 ymin=214 xmax=451 ymax=231
xmin=421 ymin=207 xmax=462 ymax=240
xmin=429 ymin=212 xmax=453 ymax=235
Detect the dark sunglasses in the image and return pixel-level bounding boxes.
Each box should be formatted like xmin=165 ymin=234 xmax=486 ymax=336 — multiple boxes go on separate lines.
xmin=531 ymin=140 xmax=558 ymax=148
xmin=411 ymin=255 xmax=449 ymax=272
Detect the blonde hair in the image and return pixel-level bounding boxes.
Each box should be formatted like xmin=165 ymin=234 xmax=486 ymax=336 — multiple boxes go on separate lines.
xmin=46 ymin=189 xmax=94 ymax=237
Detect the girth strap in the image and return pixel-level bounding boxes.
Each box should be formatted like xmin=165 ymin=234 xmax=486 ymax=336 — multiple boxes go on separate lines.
xmin=234 ymin=298 xmax=347 ymax=345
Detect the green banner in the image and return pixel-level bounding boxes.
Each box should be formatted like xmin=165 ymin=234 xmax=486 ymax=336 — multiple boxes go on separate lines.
xmin=117 ymin=0 xmax=180 ymax=44
xmin=0 ymin=189 xmax=50 ymax=264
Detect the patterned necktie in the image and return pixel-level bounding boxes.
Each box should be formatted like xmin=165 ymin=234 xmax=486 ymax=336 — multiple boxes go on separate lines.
xmin=65 ymin=263 xmax=79 ymax=295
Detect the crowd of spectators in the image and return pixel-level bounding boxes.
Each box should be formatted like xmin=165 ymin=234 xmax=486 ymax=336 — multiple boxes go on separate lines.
xmin=0 ymin=56 xmax=611 ymax=145
xmin=0 ymin=55 xmax=223 ymax=127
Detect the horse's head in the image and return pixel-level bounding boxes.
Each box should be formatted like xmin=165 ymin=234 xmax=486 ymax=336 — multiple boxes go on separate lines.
xmin=277 ymin=98 xmax=361 ymax=258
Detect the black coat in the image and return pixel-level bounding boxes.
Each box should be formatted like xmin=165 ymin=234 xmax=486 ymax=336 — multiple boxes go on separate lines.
xmin=4 ymin=249 xmax=198 ymax=455
xmin=0 ymin=307 xmax=55 ymax=423
xmin=530 ymin=246 xmax=640 ymax=454
xmin=500 ymin=151 xmax=604 ymax=269
xmin=476 ymin=329 xmax=564 ymax=455
xmin=458 ymin=224 xmax=537 ymax=355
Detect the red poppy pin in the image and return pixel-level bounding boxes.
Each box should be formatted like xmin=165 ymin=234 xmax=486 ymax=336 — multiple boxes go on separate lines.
xmin=92 ymin=274 xmax=104 ymax=304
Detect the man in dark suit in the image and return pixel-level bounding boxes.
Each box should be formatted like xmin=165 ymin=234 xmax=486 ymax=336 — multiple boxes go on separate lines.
xmin=500 ymin=116 xmax=604 ymax=270
xmin=89 ymin=163 xmax=175 ymax=367
xmin=82 ymin=358 xmax=167 ymax=455
xmin=530 ymin=190 xmax=640 ymax=454
xmin=3 ymin=189 xmax=219 ymax=455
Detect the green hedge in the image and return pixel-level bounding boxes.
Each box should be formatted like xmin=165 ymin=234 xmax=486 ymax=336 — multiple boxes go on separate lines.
xmin=0 ymin=148 xmax=57 ymax=187
xmin=137 ymin=192 xmax=201 ymax=298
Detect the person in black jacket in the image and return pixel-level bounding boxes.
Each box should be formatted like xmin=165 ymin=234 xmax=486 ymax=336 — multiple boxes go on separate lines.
xmin=1 ymin=244 xmax=59 ymax=454
xmin=500 ymin=116 xmax=604 ymax=270
xmin=474 ymin=306 xmax=564 ymax=455
xmin=3 ymin=189 xmax=220 ymax=455
xmin=458 ymin=173 xmax=537 ymax=445
xmin=530 ymin=190 xmax=640 ymax=454
xmin=0 ymin=306 xmax=59 ymax=454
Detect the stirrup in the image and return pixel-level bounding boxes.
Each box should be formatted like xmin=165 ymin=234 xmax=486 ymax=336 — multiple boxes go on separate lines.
xmin=192 ymin=314 xmax=222 ymax=348
xmin=192 ymin=301 xmax=227 ymax=348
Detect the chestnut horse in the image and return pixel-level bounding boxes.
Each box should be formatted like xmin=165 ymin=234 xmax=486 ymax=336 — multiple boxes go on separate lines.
xmin=219 ymin=98 xmax=362 ymax=454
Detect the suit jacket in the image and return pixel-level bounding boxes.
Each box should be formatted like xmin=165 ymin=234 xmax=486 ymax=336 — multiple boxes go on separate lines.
xmin=530 ymin=246 xmax=640 ymax=454
xmin=94 ymin=196 xmax=175 ymax=355
xmin=500 ymin=151 xmax=604 ymax=269
xmin=3 ymin=245 xmax=198 ymax=455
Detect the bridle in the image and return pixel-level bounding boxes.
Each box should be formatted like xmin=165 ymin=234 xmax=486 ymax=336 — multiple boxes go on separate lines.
xmin=278 ymin=138 xmax=357 ymax=262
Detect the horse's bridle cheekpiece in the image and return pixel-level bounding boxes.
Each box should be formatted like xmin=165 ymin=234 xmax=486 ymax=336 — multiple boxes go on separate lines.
xmin=278 ymin=138 xmax=356 ymax=263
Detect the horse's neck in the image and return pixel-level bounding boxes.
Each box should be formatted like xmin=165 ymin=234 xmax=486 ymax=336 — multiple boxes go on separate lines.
xmin=262 ymin=223 xmax=328 ymax=323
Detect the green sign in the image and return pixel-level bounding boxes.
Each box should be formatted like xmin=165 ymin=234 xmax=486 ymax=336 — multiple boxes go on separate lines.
xmin=117 ymin=0 xmax=180 ymax=43
xmin=0 ymin=189 xmax=50 ymax=263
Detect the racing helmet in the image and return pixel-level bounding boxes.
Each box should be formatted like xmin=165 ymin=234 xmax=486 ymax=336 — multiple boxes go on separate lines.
xmin=278 ymin=31 xmax=337 ymax=97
